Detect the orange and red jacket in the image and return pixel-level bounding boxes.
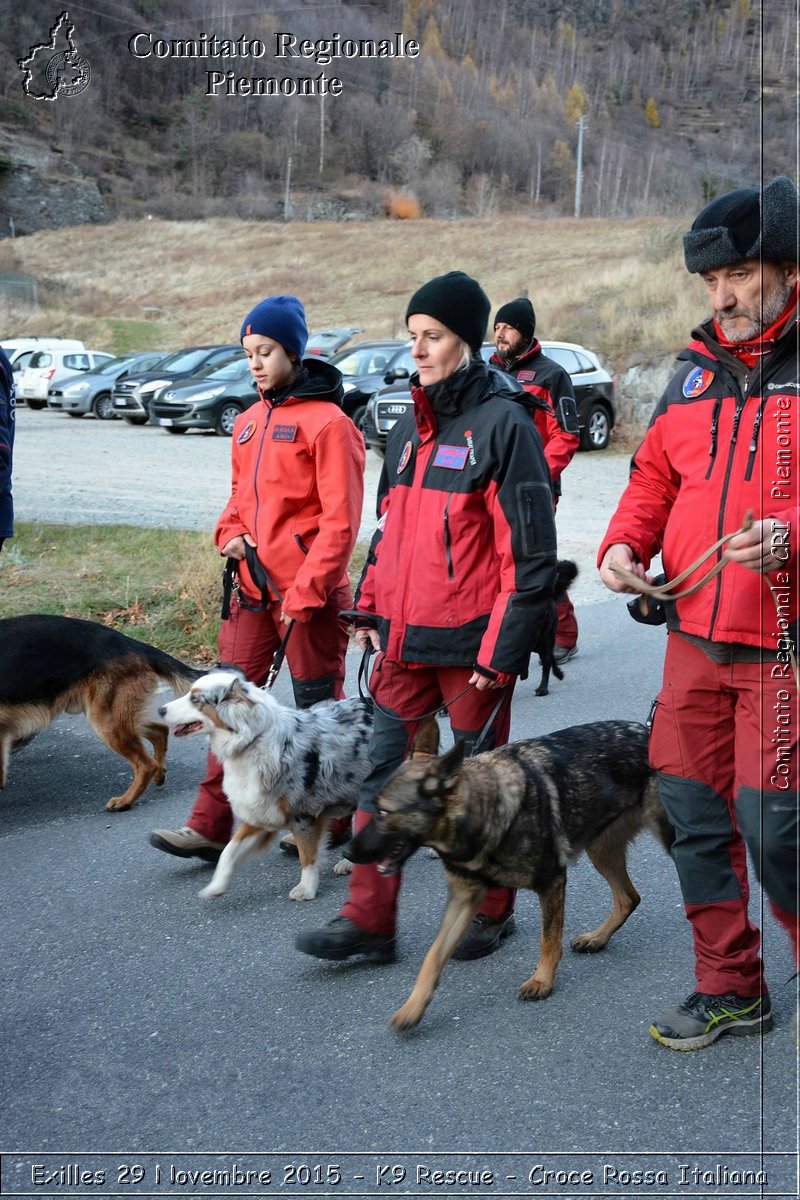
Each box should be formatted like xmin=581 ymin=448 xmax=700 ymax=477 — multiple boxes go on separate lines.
xmin=354 ymin=360 xmax=556 ymax=676
xmin=490 ymin=340 xmax=580 ymax=490
xmin=598 ymin=307 xmax=799 ymax=652
xmin=215 ymin=359 xmax=365 ymax=622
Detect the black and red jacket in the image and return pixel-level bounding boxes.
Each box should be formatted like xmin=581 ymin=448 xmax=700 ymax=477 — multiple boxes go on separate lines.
xmin=354 ymin=359 xmax=556 ymax=676
xmin=490 ymin=340 xmax=580 ymax=490
xmin=598 ymin=303 xmax=799 ymax=650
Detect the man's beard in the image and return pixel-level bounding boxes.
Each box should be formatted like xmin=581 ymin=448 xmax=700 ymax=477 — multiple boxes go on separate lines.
xmin=717 ymin=278 xmax=794 ymax=342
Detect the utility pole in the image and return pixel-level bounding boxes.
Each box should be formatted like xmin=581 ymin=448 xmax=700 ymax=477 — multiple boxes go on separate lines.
xmin=284 ymin=155 xmax=292 ymax=221
xmin=574 ymin=114 xmax=587 ymax=218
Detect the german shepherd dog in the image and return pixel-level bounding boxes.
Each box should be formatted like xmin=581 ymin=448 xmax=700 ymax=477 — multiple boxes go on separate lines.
xmin=0 ymin=614 xmax=203 ymax=810
xmin=346 ymin=719 xmax=673 ymax=1029
xmin=533 ymin=559 xmax=578 ymax=696
xmin=159 ymin=669 xmax=372 ymax=901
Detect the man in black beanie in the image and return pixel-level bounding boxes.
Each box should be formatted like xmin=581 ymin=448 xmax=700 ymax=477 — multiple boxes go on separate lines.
xmin=599 ymin=176 xmax=799 ymax=1050
xmin=491 ymin=297 xmax=581 ymax=661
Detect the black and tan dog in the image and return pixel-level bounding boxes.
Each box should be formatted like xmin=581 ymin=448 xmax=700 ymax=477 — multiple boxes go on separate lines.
xmin=0 ymin=614 xmax=203 ymax=810
xmin=346 ymin=719 xmax=673 ymax=1029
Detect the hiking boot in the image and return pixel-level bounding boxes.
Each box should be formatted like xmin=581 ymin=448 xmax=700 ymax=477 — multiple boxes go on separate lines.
xmin=552 ymin=644 xmax=578 ymax=665
xmin=649 ymin=990 xmax=773 ymax=1051
xmin=149 ymin=826 xmax=225 ymax=864
xmin=452 ymin=913 xmax=516 ymax=961
xmin=295 ymin=916 xmax=396 ymax=963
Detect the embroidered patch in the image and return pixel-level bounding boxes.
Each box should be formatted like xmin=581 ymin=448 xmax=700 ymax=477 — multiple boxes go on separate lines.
xmin=237 ymin=419 xmax=257 ymax=444
xmin=517 ymin=369 xmax=537 ymax=383
xmin=433 ymin=444 xmax=469 ymax=470
xmin=683 ymin=367 xmax=715 ymax=398
xmin=272 ymin=424 xmax=297 ymax=442
xmin=397 ymin=440 xmax=413 ymax=474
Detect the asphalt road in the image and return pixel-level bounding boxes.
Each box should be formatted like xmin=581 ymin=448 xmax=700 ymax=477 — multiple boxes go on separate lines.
xmin=3 ymin=407 xmax=797 ymax=1198
xmin=1 ymin=602 xmax=797 ymax=1200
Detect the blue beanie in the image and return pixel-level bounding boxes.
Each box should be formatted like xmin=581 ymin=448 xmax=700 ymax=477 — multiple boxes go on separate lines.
xmin=240 ymin=295 xmax=308 ymax=361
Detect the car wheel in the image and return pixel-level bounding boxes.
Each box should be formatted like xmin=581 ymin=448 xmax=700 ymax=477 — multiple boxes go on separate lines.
xmin=93 ymin=392 xmax=115 ymax=421
xmin=124 ymin=415 xmax=148 ymax=426
xmin=26 ymin=399 xmax=46 ymax=410
xmin=215 ymin=402 xmax=243 ymax=437
xmin=164 ymin=426 xmax=188 ymax=435
xmin=580 ymin=402 xmax=610 ymax=451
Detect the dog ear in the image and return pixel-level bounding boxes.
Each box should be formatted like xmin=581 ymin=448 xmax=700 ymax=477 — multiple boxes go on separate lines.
xmin=421 ymin=740 xmax=465 ymax=796
xmin=411 ymin=717 xmax=440 ymax=758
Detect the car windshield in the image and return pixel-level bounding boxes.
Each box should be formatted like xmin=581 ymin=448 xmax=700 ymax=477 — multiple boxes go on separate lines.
xmin=95 ymin=356 xmax=137 ymax=375
xmin=153 ymin=348 xmax=214 ymax=372
xmin=332 ymin=345 xmax=400 ymax=375
xmin=200 ymin=357 xmax=249 ymax=381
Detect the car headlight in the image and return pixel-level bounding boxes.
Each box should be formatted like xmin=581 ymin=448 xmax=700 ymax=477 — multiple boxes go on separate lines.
xmin=139 ymin=379 xmax=170 ymax=395
xmin=183 ymin=386 xmax=226 ymax=404
xmin=64 ymin=381 xmax=90 ymax=394
xmin=342 ymin=381 xmax=356 ymax=393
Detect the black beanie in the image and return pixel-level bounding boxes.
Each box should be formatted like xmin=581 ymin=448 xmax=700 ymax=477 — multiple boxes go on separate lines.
xmin=405 ymin=271 xmax=490 ymax=352
xmin=494 ymin=297 xmax=536 ymax=343
xmin=683 ymin=176 xmax=800 ymax=273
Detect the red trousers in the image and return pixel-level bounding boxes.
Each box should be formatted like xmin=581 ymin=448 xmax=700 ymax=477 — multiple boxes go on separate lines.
xmin=340 ymin=656 xmax=516 ymax=936
xmin=650 ymin=632 xmax=799 ymax=995
xmin=188 ymin=588 xmax=351 ymax=842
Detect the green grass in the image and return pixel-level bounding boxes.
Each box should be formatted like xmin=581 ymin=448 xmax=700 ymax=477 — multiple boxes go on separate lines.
xmin=1 ymin=523 xmax=369 ymax=663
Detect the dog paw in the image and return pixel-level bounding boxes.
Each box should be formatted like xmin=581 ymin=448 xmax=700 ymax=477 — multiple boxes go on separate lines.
xmin=289 ymin=883 xmax=318 ymax=901
xmin=571 ymin=932 xmax=608 ymax=954
xmin=517 ymin=977 xmax=553 ymax=1001
xmin=198 ymin=883 xmax=225 ymax=899
xmin=389 ymin=1002 xmax=424 ymax=1031
xmin=333 ymin=857 xmax=352 ymax=876
xmin=105 ymin=796 xmax=133 ymax=811
xmin=534 ymin=686 xmax=549 ymax=697
xmin=427 ymin=847 xmax=440 ymax=860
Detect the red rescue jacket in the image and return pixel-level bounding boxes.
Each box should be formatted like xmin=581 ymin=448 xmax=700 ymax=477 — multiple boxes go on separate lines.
xmin=215 ymin=359 xmax=365 ymax=621
xmin=598 ymin=304 xmax=799 ymax=651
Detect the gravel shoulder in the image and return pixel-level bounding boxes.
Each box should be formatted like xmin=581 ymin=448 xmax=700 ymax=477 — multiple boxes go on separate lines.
xmin=12 ymin=407 xmax=635 ymax=605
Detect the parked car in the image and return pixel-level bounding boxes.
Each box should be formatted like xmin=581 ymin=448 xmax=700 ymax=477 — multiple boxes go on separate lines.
xmin=305 ymin=326 xmax=363 ymax=358
xmin=111 ymin=344 xmax=241 ymax=424
xmin=151 ymin=356 xmax=259 ymax=436
xmin=329 ymin=339 xmax=411 ymax=428
xmin=361 ymin=340 xmax=616 ymax=454
xmin=2 ymin=337 xmax=85 ymax=374
xmin=47 ymin=351 xmax=172 ymax=419
xmin=18 ymin=349 xmax=115 ymax=407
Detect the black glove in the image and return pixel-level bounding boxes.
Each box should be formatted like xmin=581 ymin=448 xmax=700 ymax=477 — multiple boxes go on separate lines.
xmin=627 ymin=574 xmax=668 ymax=625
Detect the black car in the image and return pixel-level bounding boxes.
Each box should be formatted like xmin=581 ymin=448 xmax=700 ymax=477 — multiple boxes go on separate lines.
xmin=111 ymin=344 xmax=242 ymax=424
xmin=361 ymin=341 xmax=616 ymax=454
xmin=151 ymin=355 xmax=258 ymax=436
xmin=329 ymin=339 xmax=412 ymax=429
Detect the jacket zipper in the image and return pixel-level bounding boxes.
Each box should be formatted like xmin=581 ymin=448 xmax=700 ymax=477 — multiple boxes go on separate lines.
xmin=707 ymin=390 xmax=746 ymax=637
xmin=251 ymin=403 xmax=273 ymax=543
xmin=443 ymin=496 xmax=454 ymax=579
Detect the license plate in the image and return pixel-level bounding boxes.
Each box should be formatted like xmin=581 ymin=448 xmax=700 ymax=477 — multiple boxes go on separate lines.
xmin=159 ymin=418 xmax=176 ymax=426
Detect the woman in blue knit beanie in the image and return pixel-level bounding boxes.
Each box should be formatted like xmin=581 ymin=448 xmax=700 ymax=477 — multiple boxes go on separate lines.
xmin=150 ymin=295 xmax=366 ymax=866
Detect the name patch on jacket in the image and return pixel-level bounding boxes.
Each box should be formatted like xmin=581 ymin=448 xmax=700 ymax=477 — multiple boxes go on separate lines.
xmin=517 ymin=370 xmax=537 ymax=383
xmin=433 ymin=444 xmax=469 ymax=470
xmin=272 ymin=424 xmax=297 ymax=442
xmin=683 ymin=367 xmax=715 ymax=398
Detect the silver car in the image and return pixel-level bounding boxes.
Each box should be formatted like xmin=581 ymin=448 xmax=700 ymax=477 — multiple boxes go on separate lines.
xmin=47 ymin=352 xmax=171 ymax=419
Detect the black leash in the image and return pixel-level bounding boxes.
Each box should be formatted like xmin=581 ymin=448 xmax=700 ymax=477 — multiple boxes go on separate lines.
xmin=357 ymin=646 xmax=507 ymax=756
xmin=264 ymin=618 xmax=295 ymax=690
xmin=219 ymin=542 xmax=294 ymax=690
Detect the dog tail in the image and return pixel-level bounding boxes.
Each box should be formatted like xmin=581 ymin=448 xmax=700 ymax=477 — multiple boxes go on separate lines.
xmin=138 ymin=643 xmax=206 ymax=692
xmin=642 ymin=777 xmax=675 ymax=853
xmin=556 ymin=559 xmax=579 ymax=591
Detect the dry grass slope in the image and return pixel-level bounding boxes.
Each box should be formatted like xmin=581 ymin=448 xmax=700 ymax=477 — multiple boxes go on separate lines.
xmin=0 ymin=215 xmax=709 ymax=372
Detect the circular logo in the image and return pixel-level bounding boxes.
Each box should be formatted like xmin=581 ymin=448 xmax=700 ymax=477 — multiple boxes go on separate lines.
xmin=45 ymin=51 xmax=91 ymax=97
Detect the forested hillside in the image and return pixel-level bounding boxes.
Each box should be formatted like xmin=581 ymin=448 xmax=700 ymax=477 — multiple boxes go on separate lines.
xmin=0 ymin=0 xmax=795 ymax=233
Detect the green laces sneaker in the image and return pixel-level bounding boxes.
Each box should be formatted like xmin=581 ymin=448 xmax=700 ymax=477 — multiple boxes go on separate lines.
xmin=650 ymin=990 xmax=773 ymax=1051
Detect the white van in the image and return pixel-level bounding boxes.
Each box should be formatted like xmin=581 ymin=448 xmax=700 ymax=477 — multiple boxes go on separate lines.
xmin=1 ymin=337 xmax=86 ymax=374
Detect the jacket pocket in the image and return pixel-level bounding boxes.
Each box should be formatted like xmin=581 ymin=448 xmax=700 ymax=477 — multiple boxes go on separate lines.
xmin=516 ymin=481 xmax=555 ymax=558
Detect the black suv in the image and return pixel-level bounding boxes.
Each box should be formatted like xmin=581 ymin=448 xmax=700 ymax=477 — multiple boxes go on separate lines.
xmin=329 ymin=340 xmax=412 ymax=429
xmin=111 ymin=344 xmax=241 ymax=424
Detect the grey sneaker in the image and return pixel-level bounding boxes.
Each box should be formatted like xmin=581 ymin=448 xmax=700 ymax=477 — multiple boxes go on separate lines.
xmin=149 ymin=826 xmax=225 ymax=863
xmin=552 ymin=644 xmax=578 ymax=665
xmin=650 ymin=990 xmax=773 ymax=1051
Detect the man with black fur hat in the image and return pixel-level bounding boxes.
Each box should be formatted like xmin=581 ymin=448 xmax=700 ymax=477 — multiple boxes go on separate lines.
xmin=491 ymin=297 xmax=581 ymax=661
xmin=599 ymin=177 xmax=799 ymax=1050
